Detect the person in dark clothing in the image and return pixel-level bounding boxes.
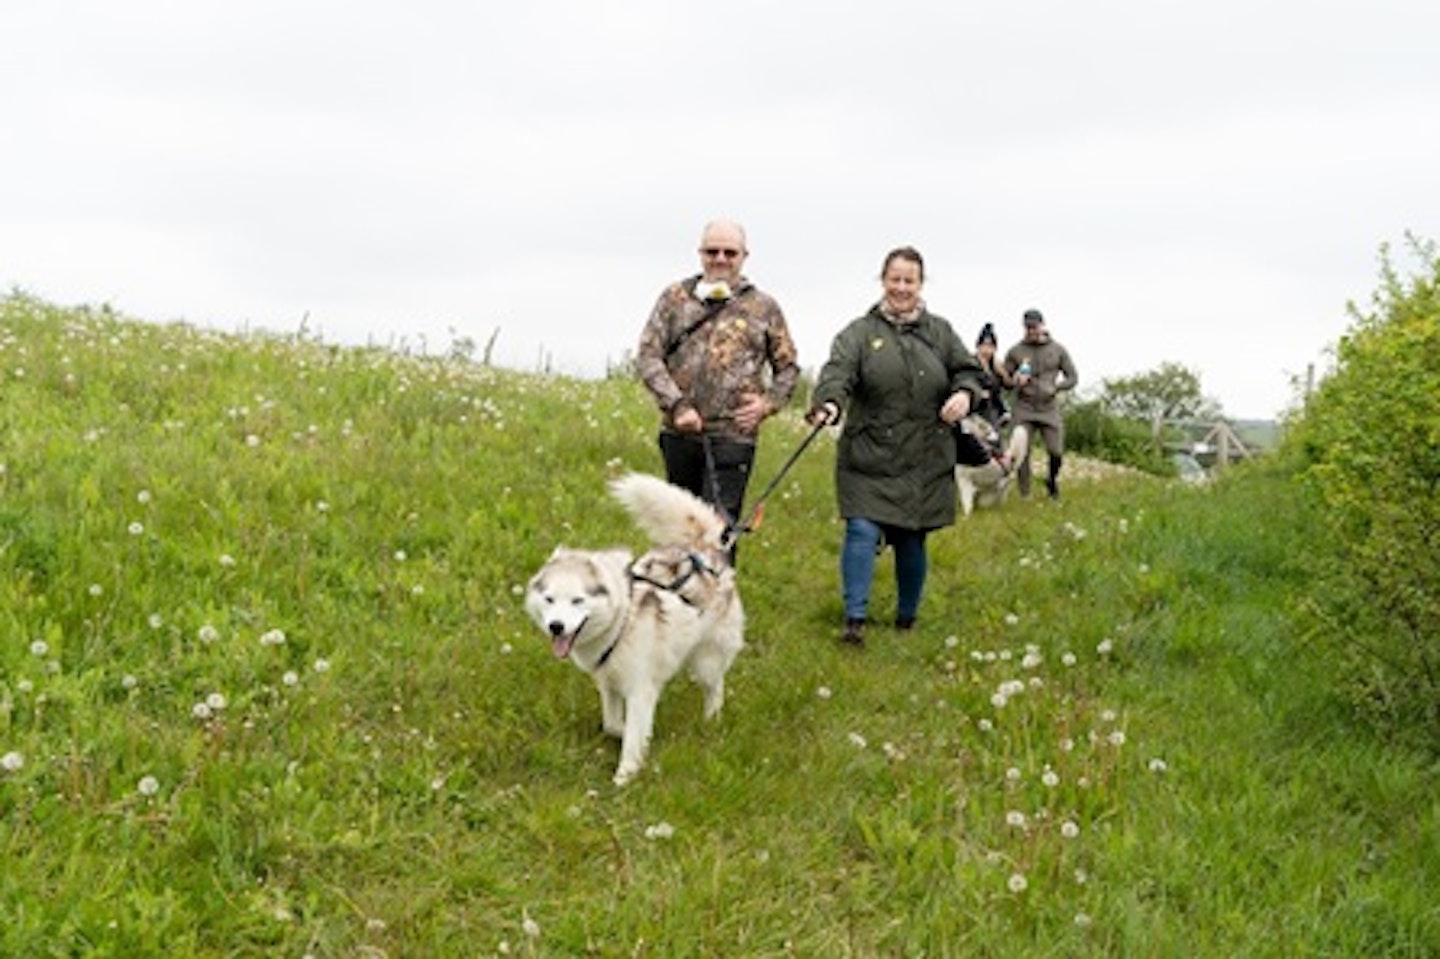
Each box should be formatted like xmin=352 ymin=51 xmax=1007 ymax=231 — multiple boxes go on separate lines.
xmin=806 ymin=246 xmax=983 ymax=646
xmin=953 ymin=322 xmax=1013 ymax=470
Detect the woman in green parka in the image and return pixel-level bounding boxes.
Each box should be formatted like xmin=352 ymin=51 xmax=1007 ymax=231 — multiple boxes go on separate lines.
xmin=806 ymin=247 xmax=984 ymax=646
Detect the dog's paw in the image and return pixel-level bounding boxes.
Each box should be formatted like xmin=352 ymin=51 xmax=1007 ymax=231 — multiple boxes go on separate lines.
xmin=612 ymin=767 xmax=637 ymax=787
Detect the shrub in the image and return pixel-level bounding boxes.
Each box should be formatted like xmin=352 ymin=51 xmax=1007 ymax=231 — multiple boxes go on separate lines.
xmin=1286 ymin=235 xmax=1440 ymax=749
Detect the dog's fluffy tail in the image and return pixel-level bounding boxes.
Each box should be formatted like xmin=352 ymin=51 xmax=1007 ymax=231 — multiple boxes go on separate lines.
xmin=609 ymin=473 xmax=729 ymax=551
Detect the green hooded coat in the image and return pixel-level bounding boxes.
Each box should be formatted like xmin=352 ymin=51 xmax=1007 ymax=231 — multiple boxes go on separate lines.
xmin=812 ymin=306 xmax=983 ymax=530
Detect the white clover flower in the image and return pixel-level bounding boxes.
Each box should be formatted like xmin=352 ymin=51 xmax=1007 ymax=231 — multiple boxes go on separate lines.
xmin=1007 ymin=873 xmax=1028 ymax=893
xmin=1 ymin=751 xmax=23 ymax=772
xmin=816 ymin=685 xmax=832 ymax=700
xmin=314 ymin=658 xmax=331 ymax=673
xmin=205 ymin=692 xmax=227 ymax=711
xmin=1148 ymin=757 xmax=1169 ymax=773
xmin=128 ymin=521 xmax=145 ymax=536
xmin=282 ymin=671 xmax=300 ymax=687
xmin=847 ymin=732 xmax=868 ymax=749
xmin=643 ymin=822 xmax=675 ymax=840
xmin=137 ymin=775 xmax=160 ymax=796
xmin=198 ymin=624 xmax=219 ymax=644
xmin=1061 ymin=820 xmax=1080 ymax=839
xmin=29 ymin=640 xmax=49 ymax=657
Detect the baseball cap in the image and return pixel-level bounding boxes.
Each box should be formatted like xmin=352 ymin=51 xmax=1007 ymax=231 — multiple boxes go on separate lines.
xmin=1022 ymin=309 xmax=1044 ymax=326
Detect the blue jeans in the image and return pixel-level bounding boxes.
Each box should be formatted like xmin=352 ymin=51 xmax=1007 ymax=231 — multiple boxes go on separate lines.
xmin=841 ymin=517 xmax=928 ymax=622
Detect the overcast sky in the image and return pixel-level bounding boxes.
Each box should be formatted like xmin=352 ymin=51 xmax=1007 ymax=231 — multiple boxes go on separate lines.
xmin=5 ymin=1 xmax=1437 ymax=419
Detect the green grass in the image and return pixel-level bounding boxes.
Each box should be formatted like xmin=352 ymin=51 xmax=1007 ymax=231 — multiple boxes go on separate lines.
xmin=1 ymin=291 xmax=1436 ymax=957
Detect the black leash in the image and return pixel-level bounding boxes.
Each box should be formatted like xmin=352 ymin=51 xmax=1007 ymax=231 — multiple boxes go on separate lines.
xmin=722 ymin=420 xmax=826 ymax=548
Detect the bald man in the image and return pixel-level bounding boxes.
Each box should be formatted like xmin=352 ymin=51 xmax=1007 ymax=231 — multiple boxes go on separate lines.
xmin=636 ymin=220 xmax=800 ymax=542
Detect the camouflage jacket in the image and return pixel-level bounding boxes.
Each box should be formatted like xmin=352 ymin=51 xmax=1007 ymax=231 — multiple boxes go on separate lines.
xmin=636 ymin=275 xmax=800 ymax=441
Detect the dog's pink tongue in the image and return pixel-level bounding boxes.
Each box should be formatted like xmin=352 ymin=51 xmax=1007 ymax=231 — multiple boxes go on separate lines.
xmin=552 ymin=634 xmax=575 ymax=659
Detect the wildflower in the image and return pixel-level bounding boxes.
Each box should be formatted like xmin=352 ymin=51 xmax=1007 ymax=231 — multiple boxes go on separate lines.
xmin=128 ymin=521 xmax=145 ymax=536
xmin=1007 ymin=873 xmax=1028 ymax=893
xmin=394 ymin=549 xmax=407 ymax=562
xmin=314 ymin=658 xmax=331 ymax=673
xmin=1107 ymin=730 xmax=1126 ymax=747
xmin=192 ymin=702 xmax=213 ymax=720
xmin=89 ymin=583 xmax=104 ymax=596
xmin=847 ymin=732 xmax=868 ymax=749
xmin=198 ymin=624 xmax=219 ymax=644
xmin=976 ymin=719 xmax=994 ymax=732
xmin=510 ymin=584 xmax=524 ymax=596
xmin=816 ymin=685 xmax=832 ymax=700
xmin=16 ymin=679 xmax=32 ymax=694
xmin=137 ymin=775 xmax=160 ymax=796
xmin=1074 ymin=912 xmax=1092 ymax=927
xmin=315 ymin=500 xmax=330 ymax=513
xmin=500 ymin=643 xmax=513 ymax=654
xmin=1042 ymin=769 xmax=1060 ymax=788
xmin=1 ymin=751 xmax=23 ymax=772
xmin=1061 ymin=652 xmax=1077 ymax=667
xmin=1061 ymin=820 xmax=1080 ymax=839
xmin=1005 ymin=810 xmax=1027 ymax=829
xmin=1148 ymin=757 xmax=1169 ymax=773
xmin=260 ymin=629 xmax=287 ymax=646
xmin=1138 ymin=563 xmax=1149 ymax=574
xmin=1059 ymin=737 xmax=1075 ymax=752
xmin=282 ymin=671 xmax=300 ymax=687
xmin=245 ymin=434 xmax=261 ymax=447
xmin=1021 ymin=650 xmax=1043 ymax=670
xmin=643 ymin=822 xmax=675 ymax=840
xmin=29 ymin=640 xmax=49 ymax=657
xmin=122 ymin=675 xmax=138 ymax=690
xmin=1005 ymin=767 xmax=1022 ymax=782
xmin=1003 ymin=612 xmax=1020 ymax=626
xmin=148 ymin=613 xmax=163 ymax=629
xmin=137 ymin=489 xmax=152 ymax=504
xmin=205 ymin=692 xmax=227 ymax=711
xmin=219 ymin=554 xmax=236 ymax=568
xmin=522 ymin=910 xmax=542 ymax=938
xmin=1096 ymin=638 xmax=1114 ymax=655
xmin=1100 ymin=709 xmax=1117 ymax=722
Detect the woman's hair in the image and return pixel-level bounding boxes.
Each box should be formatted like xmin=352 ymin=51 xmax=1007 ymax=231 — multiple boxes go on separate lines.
xmin=881 ymin=246 xmax=925 ymax=281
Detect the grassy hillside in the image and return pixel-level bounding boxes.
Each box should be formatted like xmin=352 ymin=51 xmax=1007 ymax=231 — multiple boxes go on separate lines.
xmin=1 ymin=293 xmax=1436 ymax=957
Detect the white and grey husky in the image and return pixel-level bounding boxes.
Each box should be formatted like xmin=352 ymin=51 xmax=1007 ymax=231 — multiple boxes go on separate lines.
xmin=956 ymin=418 xmax=1030 ymax=516
xmin=524 ymin=473 xmax=744 ymax=786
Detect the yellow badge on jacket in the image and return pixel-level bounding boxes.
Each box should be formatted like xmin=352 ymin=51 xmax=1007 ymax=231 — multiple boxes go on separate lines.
xmin=871 ymin=338 xmax=885 ymax=351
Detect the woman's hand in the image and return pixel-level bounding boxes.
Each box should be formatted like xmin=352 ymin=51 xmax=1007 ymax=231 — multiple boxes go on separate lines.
xmin=939 ymin=391 xmax=971 ymax=425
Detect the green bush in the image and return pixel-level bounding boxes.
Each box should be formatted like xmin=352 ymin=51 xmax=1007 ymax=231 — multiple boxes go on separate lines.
xmin=1286 ymin=236 xmax=1440 ymax=748
xmin=1064 ymin=398 xmax=1173 ymax=475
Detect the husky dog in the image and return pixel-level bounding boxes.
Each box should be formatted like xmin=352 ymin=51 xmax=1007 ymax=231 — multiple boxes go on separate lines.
xmin=956 ymin=419 xmax=1030 ymax=516
xmin=524 ymin=473 xmax=744 ymax=786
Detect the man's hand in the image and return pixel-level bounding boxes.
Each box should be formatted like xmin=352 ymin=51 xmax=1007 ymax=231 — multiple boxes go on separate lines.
xmin=734 ymin=394 xmax=771 ymax=435
xmin=673 ymin=406 xmax=704 ymax=433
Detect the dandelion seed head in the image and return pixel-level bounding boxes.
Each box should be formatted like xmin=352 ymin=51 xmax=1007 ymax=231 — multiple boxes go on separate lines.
xmin=1148 ymin=757 xmax=1169 ymax=773
xmin=122 ymin=674 xmax=138 ymax=690
xmin=205 ymin=692 xmax=227 ymax=711
xmin=282 ymin=671 xmax=300 ymax=687
xmin=314 ymin=658 xmax=330 ymax=673
xmin=198 ymin=624 xmax=219 ymax=644
xmin=1061 ymin=820 xmax=1080 ymax=838
xmin=136 ymin=490 xmax=151 ymax=504
xmin=1005 ymin=810 xmax=1027 ymax=828
xmin=89 ymin=583 xmax=104 ymax=596
xmin=1 ymin=751 xmax=23 ymax=772
xmin=29 ymin=640 xmax=49 ymax=657
xmin=1061 ymin=652 xmax=1077 ymax=666
xmin=847 ymin=732 xmax=868 ymax=749
xmin=192 ymin=702 xmax=213 ymax=720
xmin=137 ymin=775 xmax=160 ymax=796
xmin=218 ymin=554 xmax=236 ymax=568
xmin=643 ymin=822 xmax=675 ymax=840
xmin=1096 ymin=638 xmax=1114 ymax=655
xmin=816 ymin=685 xmax=832 ymax=700
xmin=1003 ymin=612 xmax=1020 ymax=626
xmin=1042 ymin=769 xmax=1060 ymax=788
xmin=127 ymin=521 xmax=145 ymax=536
xmin=147 ymin=613 xmax=163 ymax=629
xmin=1007 ymin=873 xmax=1028 ymax=893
